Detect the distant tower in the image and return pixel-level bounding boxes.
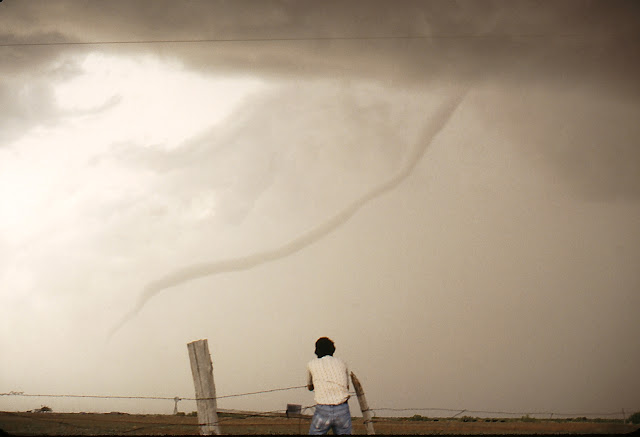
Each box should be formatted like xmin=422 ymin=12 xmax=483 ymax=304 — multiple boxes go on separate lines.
xmin=173 ymin=397 xmax=181 ymax=415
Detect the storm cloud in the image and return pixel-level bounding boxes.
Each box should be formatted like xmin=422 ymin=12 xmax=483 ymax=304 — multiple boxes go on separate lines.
xmin=1 ymin=0 xmax=639 ymax=418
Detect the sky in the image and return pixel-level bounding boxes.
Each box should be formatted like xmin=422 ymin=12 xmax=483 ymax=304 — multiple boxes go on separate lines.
xmin=1 ymin=0 xmax=639 ymax=418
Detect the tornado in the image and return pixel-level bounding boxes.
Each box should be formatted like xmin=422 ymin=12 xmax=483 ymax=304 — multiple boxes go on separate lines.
xmin=109 ymin=88 xmax=469 ymax=338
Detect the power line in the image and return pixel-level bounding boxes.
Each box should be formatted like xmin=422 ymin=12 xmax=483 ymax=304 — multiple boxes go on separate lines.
xmin=0 ymin=33 xmax=587 ymax=48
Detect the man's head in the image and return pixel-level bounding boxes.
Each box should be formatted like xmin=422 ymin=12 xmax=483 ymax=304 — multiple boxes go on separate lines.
xmin=314 ymin=337 xmax=336 ymax=358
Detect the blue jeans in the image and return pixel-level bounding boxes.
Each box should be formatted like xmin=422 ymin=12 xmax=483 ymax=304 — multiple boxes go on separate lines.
xmin=309 ymin=402 xmax=352 ymax=435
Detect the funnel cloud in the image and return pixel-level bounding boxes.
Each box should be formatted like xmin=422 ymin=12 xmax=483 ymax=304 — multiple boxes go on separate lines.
xmin=109 ymin=88 xmax=468 ymax=337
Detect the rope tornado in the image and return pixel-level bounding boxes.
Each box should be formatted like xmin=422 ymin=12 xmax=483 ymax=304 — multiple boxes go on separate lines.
xmin=109 ymin=88 xmax=468 ymax=337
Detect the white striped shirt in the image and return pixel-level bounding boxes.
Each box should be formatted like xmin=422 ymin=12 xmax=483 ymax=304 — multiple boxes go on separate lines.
xmin=306 ymin=355 xmax=350 ymax=405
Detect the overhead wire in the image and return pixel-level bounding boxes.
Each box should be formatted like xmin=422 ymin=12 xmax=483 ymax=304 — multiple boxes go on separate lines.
xmin=0 ymin=32 xmax=588 ymax=48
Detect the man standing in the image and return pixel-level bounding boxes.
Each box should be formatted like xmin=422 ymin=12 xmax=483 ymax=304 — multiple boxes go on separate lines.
xmin=306 ymin=337 xmax=352 ymax=435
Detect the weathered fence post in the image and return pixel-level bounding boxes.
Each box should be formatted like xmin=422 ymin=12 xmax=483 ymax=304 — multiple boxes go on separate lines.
xmin=187 ymin=339 xmax=221 ymax=435
xmin=173 ymin=396 xmax=180 ymax=415
xmin=350 ymin=371 xmax=375 ymax=435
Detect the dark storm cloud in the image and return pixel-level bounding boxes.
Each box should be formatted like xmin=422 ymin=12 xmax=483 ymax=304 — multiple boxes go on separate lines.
xmin=4 ymin=0 xmax=638 ymax=40
xmin=2 ymin=0 xmax=639 ymax=191
xmin=0 ymin=30 xmax=86 ymax=145
xmin=3 ymin=0 xmax=639 ymax=84
xmin=2 ymin=0 xmax=638 ymax=94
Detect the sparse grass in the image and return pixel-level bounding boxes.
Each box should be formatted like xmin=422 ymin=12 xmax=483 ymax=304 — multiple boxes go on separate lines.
xmin=0 ymin=411 xmax=638 ymax=435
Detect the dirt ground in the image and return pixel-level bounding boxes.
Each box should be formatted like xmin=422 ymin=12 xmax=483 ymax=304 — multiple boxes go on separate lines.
xmin=1 ymin=411 xmax=638 ymax=435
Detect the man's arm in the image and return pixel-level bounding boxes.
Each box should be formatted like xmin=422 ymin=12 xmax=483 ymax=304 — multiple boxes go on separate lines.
xmin=307 ymin=368 xmax=314 ymax=391
xmin=346 ymin=366 xmax=350 ymax=390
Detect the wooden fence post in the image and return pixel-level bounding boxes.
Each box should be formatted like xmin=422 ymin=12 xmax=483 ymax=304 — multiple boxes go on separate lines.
xmin=187 ymin=339 xmax=221 ymax=435
xmin=350 ymin=371 xmax=375 ymax=435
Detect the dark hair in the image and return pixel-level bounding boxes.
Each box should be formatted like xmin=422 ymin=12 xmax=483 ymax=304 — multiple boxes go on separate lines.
xmin=315 ymin=337 xmax=335 ymax=358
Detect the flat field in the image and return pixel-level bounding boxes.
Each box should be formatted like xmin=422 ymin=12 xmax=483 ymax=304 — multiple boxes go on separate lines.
xmin=0 ymin=411 xmax=638 ymax=435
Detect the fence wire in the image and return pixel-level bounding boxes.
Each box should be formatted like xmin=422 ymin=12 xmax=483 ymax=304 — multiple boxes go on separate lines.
xmin=1 ymin=390 xmax=637 ymax=437
xmin=1 ymin=385 xmax=306 ymax=402
xmin=1 ymin=388 xmax=634 ymax=420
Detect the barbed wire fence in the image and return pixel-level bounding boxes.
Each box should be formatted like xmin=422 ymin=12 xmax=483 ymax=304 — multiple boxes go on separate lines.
xmin=1 ymin=388 xmax=635 ymax=425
